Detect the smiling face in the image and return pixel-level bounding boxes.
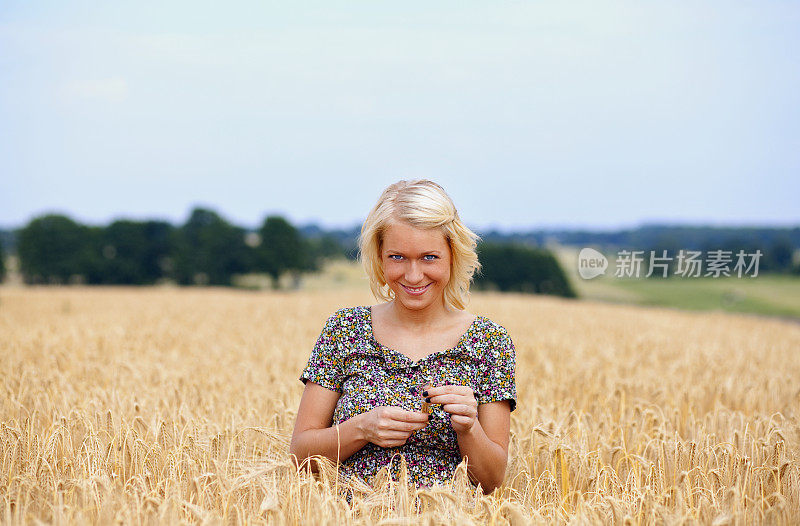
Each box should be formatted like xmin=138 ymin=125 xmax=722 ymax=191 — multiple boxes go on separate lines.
xmin=380 ymin=220 xmax=452 ymax=311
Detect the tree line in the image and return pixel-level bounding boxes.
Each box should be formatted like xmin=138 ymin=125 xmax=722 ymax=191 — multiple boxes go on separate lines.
xmin=481 ymin=225 xmax=800 ymax=275
xmin=12 ymin=209 xmax=335 ymax=288
xmin=3 ymin=208 xmax=576 ymax=297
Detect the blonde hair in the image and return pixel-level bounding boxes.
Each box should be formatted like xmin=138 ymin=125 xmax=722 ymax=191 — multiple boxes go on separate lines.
xmin=358 ymin=179 xmax=481 ymax=310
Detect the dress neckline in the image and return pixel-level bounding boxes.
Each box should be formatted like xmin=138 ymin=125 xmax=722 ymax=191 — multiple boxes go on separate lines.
xmin=365 ymin=305 xmax=480 ymax=366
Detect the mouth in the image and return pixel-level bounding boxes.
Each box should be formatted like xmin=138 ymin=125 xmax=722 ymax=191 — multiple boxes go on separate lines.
xmin=401 ymin=283 xmax=431 ymax=295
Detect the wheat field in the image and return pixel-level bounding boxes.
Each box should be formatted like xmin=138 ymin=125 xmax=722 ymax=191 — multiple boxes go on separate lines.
xmin=1 ymin=285 xmax=799 ymax=524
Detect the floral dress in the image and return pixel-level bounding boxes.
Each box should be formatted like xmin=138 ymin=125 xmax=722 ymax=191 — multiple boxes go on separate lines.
xmin=298 ymin=305 xmax=517 ymax=489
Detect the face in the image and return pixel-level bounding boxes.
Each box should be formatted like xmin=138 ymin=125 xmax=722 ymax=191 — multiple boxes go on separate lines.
xmin=380 ymin=220 xmax=452 ymax=310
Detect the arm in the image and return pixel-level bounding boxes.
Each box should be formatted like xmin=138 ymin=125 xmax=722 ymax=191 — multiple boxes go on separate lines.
xmin=426 ymin=385 xmax=512 ymax=493
xmin=459 ymin=323 xmax=516 ymax=492
xmin=289 ymin=382 xmax=430 ymax=472
xmin=294 ymin=308 xmax=432 ymax=471
xmin=456 ymin=400 xmax=511 ymax=493
xmin=289 ymin=381 xmax=368 ymax=472
xmin=292 ymin=310 xmax=366 ymax=470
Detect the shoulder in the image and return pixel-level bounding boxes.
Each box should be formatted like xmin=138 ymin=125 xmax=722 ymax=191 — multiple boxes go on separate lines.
xmin=319 ymin=306 xmax=369 ymax=335
xmin=473 ymin=316 xmax=515 ymax=352
xmin=474 ymin=315 xmax=512 ymax=338
xmin=323 ymin=306 xmax=364 ymax=324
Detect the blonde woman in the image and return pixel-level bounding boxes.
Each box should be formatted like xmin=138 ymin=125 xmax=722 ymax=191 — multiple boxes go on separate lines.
xmin=289 ymin=179 xmax=517 ymax=494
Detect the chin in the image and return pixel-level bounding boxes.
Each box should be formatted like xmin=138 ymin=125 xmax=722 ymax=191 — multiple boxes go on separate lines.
xmin=393 ymin=286 xmax=442 ymax=305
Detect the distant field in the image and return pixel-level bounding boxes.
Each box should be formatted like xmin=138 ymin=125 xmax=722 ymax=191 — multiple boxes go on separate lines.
xmin=553 ymin=246 xmax=800 ymax=320
xmin=2 ymin=285 xmax=798 ymax=523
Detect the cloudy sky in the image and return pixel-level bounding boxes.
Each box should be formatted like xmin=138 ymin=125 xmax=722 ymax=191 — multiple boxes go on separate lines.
xmin=1 ymin=1 xmax=798 ymax=232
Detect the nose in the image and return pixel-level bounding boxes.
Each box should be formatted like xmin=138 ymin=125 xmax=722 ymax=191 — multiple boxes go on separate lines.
xmin=405 ymin=260 xmax=424 ymax=284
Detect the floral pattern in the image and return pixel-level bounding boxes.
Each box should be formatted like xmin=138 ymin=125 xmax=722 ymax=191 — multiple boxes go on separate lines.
xmin=299 ymin=305 xmax=517 ymax=489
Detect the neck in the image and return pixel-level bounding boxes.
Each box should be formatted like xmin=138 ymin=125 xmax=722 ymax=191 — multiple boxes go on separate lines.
xmin=388 ymin=297 xmax=454 ymax=329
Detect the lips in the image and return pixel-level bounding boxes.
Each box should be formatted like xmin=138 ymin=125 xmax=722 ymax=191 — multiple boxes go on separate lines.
xmin=401 ymin=283 xmax=431 ymax=295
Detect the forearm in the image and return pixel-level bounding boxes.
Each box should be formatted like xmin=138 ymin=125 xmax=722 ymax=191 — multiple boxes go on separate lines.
xmin=456 ymin=420 xmax=508 ymax=492
xmin=289 ymin=413 xmax=368 ymax=471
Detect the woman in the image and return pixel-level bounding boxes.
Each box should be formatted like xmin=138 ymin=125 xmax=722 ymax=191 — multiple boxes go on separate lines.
xmin=289 ymin=179 xmax=517 ymax=494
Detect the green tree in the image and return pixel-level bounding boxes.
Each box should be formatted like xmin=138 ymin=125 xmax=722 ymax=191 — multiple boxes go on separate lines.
xmin=475 ymin=242 xmax=576 ymax=297
xmin=764 ymin=237 xmax=794 ymax=273
xmin=304 ymin=234 xmax=346 ymax=266
xmin=0 ymin=241 xmax=6 ymax=282
xmin=174 ymin=208 xmax=251 ymax=286
xmin=98 ymin=220 xmax=176 ymax=284
xmin=17 ymin=214 xmax=99 ymax=284
xmin=141 ymin=220 xmax=177 ymax=282
xmin=256 ymin=216 xmax=304 ymax=288
xmin=99 ymin=220 xmax=148 ymax=284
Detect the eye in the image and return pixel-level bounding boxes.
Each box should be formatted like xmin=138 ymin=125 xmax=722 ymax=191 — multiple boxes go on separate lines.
xmin=423 ymin=255 xmax=438 ymax=261
xmin=388 ymin=255 xmax=403 ymax=260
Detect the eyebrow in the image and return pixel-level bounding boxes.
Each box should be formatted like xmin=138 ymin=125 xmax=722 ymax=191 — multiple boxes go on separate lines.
xmin=385 ymin=249 xmax=442 ymax=255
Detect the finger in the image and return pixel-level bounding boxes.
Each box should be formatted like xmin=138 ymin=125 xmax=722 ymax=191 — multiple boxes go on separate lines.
xmin=381 ymin=430 xmax=412 ymax=440
xmin=391 ymin=415 xmax=429 ymax=427
xmin=422 ymin=385 xmax=458 ymax=397
xmin=405 ymin=412 xmax=431 ymax=423
xmin=427 ymin=394 xmax=476 ymax=405
xmin=450 ymin=414 xmax=474 ymax=427
xmin=386 ymin=420 xmax=428 ymax=432
xmin=388 ymin=408 xmax=429 ymax=423
xmin=423 ymin=385 xmax=474 ymax=396
xmin=421 ymin=384 xmax=463 ymax=397
xmin=421 ymin=386 xmax=440 ymax=397
xmin=442 ymin=403 xmax=478 ymax=417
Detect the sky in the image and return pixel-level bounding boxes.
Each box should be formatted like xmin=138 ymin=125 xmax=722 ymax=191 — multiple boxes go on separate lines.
xmin=1 ymin=1 xmax=798 ymax=233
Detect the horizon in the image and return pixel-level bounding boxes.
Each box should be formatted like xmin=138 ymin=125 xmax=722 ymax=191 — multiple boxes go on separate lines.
xmin=1 ymin=207 xmax=798 ymax=235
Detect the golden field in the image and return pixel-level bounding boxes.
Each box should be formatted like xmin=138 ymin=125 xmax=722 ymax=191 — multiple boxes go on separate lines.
xmin=1 ymin=284 xmax=799 ymax=524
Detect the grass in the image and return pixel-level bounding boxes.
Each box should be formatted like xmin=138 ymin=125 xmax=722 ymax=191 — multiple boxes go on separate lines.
xmin=553 ymin=245 xmax=800 ymax=320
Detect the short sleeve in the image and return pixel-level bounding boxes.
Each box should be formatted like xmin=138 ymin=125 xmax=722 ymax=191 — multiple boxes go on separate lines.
xmin=477 ymin=323 xmax=517 ymax=412
xmin=299 ymin=309 xmax=345 ymax=392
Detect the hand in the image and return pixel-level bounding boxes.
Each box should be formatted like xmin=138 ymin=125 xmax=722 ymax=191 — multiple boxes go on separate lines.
xmin=423 ymin=384 xmax=479 ymax=435
xmin=356 ymin=407 xmax=429 ymax=448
